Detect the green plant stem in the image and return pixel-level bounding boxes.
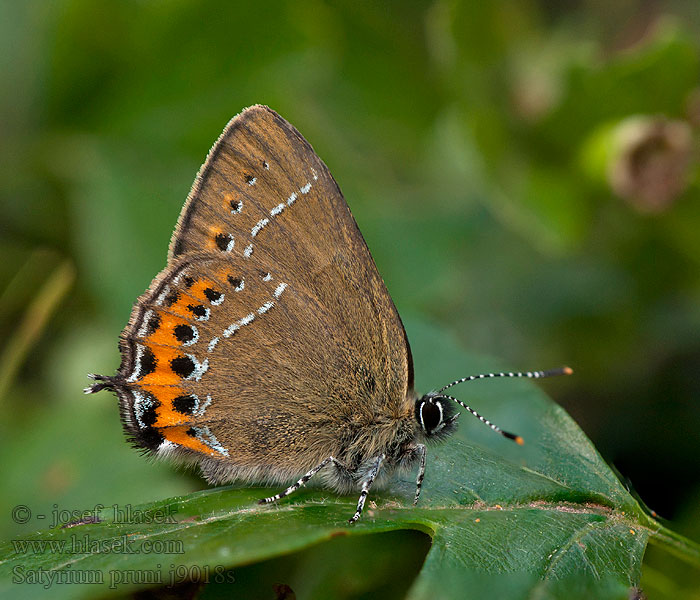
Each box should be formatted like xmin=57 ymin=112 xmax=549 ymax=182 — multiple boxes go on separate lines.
xmin=0 ymin=256 xmax=75 ymax=402
xmin=648 ymin=522 xmax=700 ymax=568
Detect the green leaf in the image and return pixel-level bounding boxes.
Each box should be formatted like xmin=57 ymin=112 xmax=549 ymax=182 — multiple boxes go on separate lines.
xmin=0 ymin=318 xmax=696 ymax=599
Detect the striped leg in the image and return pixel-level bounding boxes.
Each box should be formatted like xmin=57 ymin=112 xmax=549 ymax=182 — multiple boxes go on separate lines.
xmin=413 ymin=444 xmax=427 ymax=506
xmin=258 ymin=456 xmax=342 ymax=505
xmin=348 ymin=454 xmax=385 ymax=524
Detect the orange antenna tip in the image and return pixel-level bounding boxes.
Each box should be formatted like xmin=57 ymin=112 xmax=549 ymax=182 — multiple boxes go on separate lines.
xmin=502 ymin=431 xmax=524 ymax=445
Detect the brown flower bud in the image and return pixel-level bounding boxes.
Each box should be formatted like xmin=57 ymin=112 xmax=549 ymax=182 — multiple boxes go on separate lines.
xmin=608 ymin=116 xmax=693 ymax=213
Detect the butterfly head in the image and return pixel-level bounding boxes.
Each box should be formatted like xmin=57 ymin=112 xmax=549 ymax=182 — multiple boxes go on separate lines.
xmin=414 ymin=367 xmax=573 ymax=444
xmin=414 ymin=392 xmax=459 ymax=440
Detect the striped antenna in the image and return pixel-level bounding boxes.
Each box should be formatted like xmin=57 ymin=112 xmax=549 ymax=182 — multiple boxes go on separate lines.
xmin=437 ymin=367 xmax=572 ymax=444
xmin=439 ymin=393 xmax=524 ymax=445
xmin=438 ymin=367 xmax=572 ymax=394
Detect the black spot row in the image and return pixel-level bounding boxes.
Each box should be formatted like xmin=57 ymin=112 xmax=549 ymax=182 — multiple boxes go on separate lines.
xmin=173 ymin=394 xmax=197 ymax=415
xmin=174 ymin=324 xmax=196 ymax=344
xmin=215 ymin=232 xmax=233 ymax=251
xmin=164 ymin=289 xmax=180 ymax=307
xmin=227 ymin=275 xmax=242 ymax=288
xmin=134 ymin=427 xmax=164 ymax=451
xmin=140 ymin=347 xmax=157 ymax=377
xmin=204 ymin=287 xmax=222 ymax=303
xmin=146 ymin=313 xmax=161 ymax=336
xmin=170 ymin=355 xmax=195 ymax=379
xmin=188 ymin=304 xmax=207 ymax=318
xmin=139 ymin=392 xmax=160 ymax=428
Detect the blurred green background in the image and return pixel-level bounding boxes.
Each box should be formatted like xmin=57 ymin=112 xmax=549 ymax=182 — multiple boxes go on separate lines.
xmin=1 ymin=0 xmax=699 ymax=592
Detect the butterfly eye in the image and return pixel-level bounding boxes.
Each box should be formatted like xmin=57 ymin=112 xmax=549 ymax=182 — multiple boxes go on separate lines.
xmin=418 ymin=399 xmax=443 ymax=434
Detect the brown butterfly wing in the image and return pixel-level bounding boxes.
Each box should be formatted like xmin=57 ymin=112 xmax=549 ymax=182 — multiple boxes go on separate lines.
xmin=112 ymin=106 xmax=414 ymax=484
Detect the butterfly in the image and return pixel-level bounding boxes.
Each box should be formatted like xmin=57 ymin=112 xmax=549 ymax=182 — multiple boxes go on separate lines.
xmin=86 ymin=105 xmax=569 ymax=522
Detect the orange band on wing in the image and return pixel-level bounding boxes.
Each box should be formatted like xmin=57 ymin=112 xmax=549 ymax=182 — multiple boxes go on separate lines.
xmin=144 ymin=313 xmax=192 ymax=348
xmin=138 ymin=345 xmax=186 ymax=386
xmin=158 ymin=426 xmax=218 ymax=456
xmin=140 ymin=384 xmax=192 ymax=427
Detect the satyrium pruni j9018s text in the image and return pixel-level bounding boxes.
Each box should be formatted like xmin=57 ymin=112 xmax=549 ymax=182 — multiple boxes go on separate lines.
xmin=86 ymin=105 xmax=570 ymax=523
